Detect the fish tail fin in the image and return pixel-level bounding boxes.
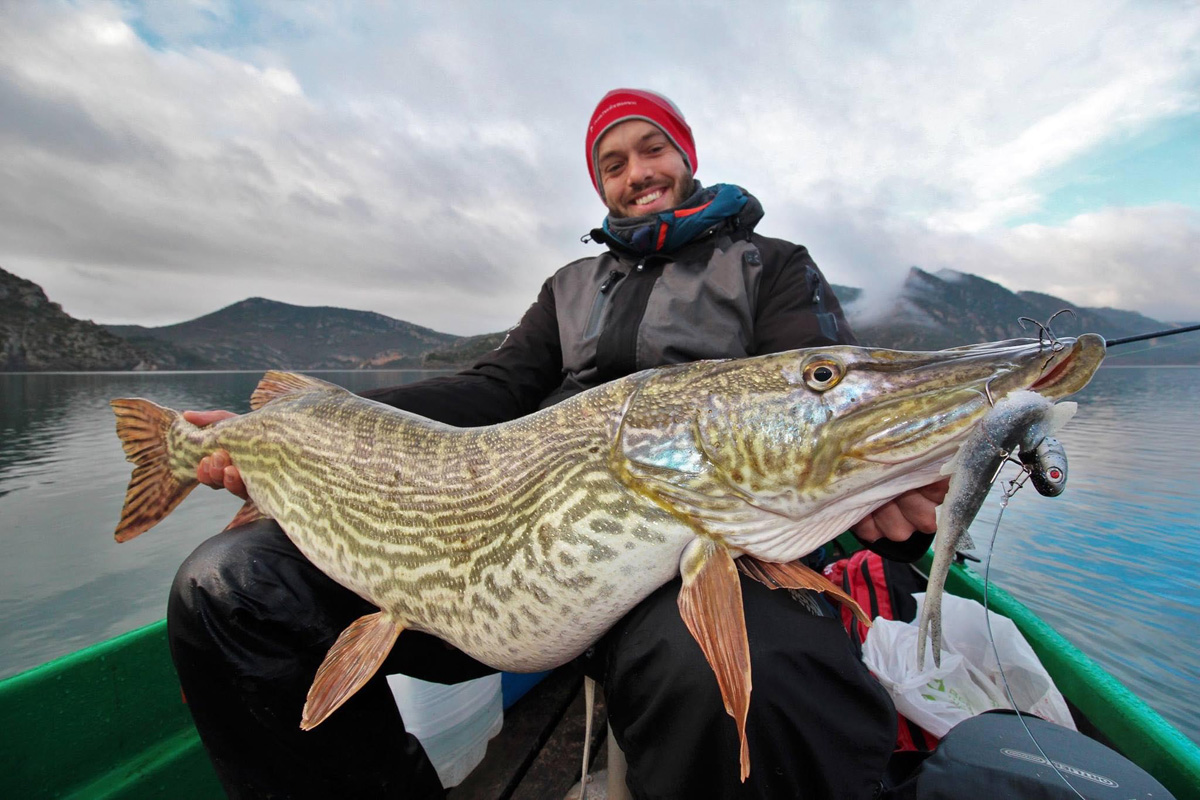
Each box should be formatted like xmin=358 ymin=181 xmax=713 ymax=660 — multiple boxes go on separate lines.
xmin=111 ymin=398 xmax=198 ymax=542
xmin=251 ymin=370 xmax=341 ymax=410
xmin=1045 ymin=400 xmax=1077 ymax=434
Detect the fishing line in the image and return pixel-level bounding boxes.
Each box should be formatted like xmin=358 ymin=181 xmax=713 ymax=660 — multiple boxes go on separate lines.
xmin=981 ymin=466 xmax=1087 ymax=800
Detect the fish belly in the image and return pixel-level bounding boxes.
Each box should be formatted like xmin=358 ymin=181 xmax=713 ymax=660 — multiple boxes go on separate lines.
xmin=271 ymin=496 xmax=693 ymax=672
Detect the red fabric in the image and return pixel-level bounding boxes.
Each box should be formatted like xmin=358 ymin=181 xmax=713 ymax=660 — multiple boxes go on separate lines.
xmin=825 ymin=550 xmax=940 ymax=752
xmin=586 ymin=88 xmax=698 ymax=195
xmin=672 ymin=199 xmax=713 ymax=218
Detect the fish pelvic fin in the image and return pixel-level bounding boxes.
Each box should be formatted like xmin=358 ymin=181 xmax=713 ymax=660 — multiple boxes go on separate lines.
xmin=300 ymin=611 xmax=404 ymax=731
xmin=677 ymin=538 xmax=752 ymax=782
xmin=250 ymin=371 xmax=342 ymax=411
xmin=737 ymin=556 xmax=871 ymax=628
xmin=223 ymin=499 xmax=271 ymax=531
xmin=111 ymin=398 xmax=198 ymax=543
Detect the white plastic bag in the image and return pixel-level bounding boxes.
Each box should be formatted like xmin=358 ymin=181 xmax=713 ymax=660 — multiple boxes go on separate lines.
xmin=387 ymin=673 xmax=504 ymax=787
xmin=861 ymin=593 xmax=1074 ymax=738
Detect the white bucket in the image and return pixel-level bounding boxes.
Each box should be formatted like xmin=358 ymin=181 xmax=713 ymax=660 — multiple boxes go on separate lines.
xmin=387 ymin=673 xmax=504 ymax=787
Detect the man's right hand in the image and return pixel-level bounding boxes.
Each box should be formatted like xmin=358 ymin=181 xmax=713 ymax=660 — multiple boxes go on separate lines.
xmin=183 ymin=410 xmax=248 ymax=500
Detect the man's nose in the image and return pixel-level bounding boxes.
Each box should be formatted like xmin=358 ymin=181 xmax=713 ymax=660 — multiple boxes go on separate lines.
xmin=627 ymin=154 xmax=655 ymax=185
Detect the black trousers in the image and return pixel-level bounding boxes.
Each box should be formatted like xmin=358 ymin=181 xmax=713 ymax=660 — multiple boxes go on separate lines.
xmin=168 ymin=521 xmax=896 ymax=799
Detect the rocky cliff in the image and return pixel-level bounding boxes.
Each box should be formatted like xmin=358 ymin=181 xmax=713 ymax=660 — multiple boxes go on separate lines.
xmin=0 ymin=267 xmax=149 ymax=371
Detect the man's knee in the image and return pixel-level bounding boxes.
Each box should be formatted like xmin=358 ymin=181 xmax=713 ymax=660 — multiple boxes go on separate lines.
xmin=168 ymin=520 xmax=283 ymax=628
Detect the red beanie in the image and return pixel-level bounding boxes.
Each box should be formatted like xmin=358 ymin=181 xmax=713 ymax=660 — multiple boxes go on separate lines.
xmin=585 ymin=88 xmax=697 ymax=197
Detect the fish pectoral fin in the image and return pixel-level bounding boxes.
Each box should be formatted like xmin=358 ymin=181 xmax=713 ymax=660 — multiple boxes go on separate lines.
xmin=677 ymin=538 xmax=752 ymax=783
xmin=222 ymin=499 xmax=271 ymax=531
xmin=737 ymin=556 xmax=871 ymax=628
xmin=300 ymin=611 xmax=404 ymax=730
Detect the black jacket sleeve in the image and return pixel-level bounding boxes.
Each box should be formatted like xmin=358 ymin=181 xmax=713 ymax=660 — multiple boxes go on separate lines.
xmin=750 ymin=238 xmax=858 ymax=353
xmin=358 ymin=279 xmax=564 ymax=426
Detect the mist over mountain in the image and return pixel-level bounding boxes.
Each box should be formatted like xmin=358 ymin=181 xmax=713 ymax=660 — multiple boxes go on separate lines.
xmin=844 ymin=268 xmax=1200 ymax=365
xmin=3 ymin=264 xmax=1196 ymax=372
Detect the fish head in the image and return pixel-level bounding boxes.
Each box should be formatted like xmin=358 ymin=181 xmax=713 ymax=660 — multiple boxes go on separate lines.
xmin=614 ymin=333 xmax=1105 ymax=560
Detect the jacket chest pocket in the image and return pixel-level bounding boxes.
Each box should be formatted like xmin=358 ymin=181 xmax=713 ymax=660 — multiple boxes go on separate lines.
xmin=636 ymin=246 xmax=760 ymax=367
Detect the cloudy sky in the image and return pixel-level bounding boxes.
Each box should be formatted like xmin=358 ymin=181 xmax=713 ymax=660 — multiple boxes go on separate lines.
xmin=1 ymin=0 xmax=1198 ymax=335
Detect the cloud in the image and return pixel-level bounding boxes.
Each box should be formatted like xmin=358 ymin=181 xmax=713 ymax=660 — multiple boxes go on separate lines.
xmin=0 ymin=1 xmax=1198 ymax=333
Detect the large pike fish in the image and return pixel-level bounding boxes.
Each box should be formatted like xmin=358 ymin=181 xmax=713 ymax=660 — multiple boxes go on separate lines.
xmin=111 ymin=334 xmax=1105 ymax=781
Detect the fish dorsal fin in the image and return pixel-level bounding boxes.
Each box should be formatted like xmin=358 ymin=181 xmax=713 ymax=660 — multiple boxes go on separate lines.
xmin=737 ymin=556 xmax=871 ymax=628
xmin=250 ymin=371 xmax=342 ymax=410
xmin=300 ymin=611 xmax=404 ymax=730
xmin=677 ymin=538 xmax=752 ymax=782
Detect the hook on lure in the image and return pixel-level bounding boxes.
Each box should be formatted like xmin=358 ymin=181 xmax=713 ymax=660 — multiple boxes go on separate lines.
xmin=1019 ymin=309 xmax=1077 ymax=353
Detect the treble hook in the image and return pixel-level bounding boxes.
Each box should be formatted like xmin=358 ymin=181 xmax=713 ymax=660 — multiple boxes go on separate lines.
xmin=1018 ymin=309 xmax=1077 ymax=352
xmin=981 ymin=378 xmax=998 ymax=407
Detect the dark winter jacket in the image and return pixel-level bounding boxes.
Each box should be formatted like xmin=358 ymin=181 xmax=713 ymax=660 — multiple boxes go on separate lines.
xmin=363 ymin=191 xmax=856 ymax=424
xmin=362 ymin=191 xmax=933 ymax=560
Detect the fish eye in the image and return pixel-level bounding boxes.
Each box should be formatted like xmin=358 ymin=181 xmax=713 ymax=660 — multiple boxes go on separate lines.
xmin=803 ymin=359 xmax=843 ymax=391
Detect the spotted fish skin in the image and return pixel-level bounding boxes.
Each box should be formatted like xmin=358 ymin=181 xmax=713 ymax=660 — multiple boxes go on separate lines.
xmin=111 ymin=334 xmax=1105 ymax=774
xmin=149 ymin=374 xmax=694 ymax=671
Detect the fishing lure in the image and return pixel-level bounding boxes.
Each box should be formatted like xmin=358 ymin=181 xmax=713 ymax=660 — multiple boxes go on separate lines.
xmin=1020 ymin=435 xmax=1068 ymax=497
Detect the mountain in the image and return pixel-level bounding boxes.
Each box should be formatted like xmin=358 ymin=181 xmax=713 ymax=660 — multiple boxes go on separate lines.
xmin=0 ymin=267 xmax=149 ymax=371
xmin=105 ymin=297 xmax=461 ymax=370
xmin=845 ymin=268 xmax=1200 ymax=365
xmin=4 ymin=264 xmax=1198 ymax=372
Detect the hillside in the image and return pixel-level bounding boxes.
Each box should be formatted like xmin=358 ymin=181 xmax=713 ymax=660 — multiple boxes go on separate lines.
xmin=0 ymin=267 xmax=148 ymax=371
xmin=105 ymin=297 xmax=461 ymax=370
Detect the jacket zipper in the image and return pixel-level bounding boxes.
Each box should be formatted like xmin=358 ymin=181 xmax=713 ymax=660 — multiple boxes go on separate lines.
xmin=584 ymin=270 xmax=626 ymax=339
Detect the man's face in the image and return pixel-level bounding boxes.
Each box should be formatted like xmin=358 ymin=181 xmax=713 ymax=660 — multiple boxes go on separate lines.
xmin=595 ymin=119 xmax=692 ymax=218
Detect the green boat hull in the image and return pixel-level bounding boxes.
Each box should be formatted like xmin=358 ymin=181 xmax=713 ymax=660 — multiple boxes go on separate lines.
xmin=2 ymin=553 xmax=1198 ymax=799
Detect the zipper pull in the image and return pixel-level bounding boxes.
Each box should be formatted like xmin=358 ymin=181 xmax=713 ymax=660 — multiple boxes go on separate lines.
xmin=599 ymin=270 xmax=625 ymax=294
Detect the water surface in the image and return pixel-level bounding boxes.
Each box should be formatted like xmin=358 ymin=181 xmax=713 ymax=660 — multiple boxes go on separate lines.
xmin=0 ymin=367 xmax=1196 ymax=743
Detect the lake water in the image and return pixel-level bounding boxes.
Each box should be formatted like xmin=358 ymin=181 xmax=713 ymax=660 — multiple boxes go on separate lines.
xmin=0 ymin=366 xmax=1197 ymax=744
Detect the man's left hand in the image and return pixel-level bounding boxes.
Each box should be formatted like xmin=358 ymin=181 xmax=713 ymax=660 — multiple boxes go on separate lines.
xmin=850 ymin=478 xmax=950 ymax=543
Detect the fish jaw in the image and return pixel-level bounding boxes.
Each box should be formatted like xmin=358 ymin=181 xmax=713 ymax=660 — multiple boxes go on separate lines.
xmin=612 ymin=335 xmax=1105 ymax=564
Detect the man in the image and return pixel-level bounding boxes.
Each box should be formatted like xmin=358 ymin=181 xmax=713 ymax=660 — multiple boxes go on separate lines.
xmin=173 ymin=88 xmax=946 ymax=799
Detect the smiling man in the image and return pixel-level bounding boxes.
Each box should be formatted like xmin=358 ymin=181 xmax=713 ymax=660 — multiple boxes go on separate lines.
xmin=592 ymin=120 xmax=692 ymax=217
xmin=172 ymin=88 xmax=944 ymax=799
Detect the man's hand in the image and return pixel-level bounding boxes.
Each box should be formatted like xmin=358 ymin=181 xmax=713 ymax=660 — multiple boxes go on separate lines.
xmin=851 ymin=478 xmax=950 ymax=543
xmin=183 ymin=410 xmax=248 ymax=501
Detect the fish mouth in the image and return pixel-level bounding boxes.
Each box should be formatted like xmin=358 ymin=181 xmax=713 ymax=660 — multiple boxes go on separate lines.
xmin=846 ymin=333 xmax=1105 ymax=467
xmin=1027 ymin=333 xmax=1106 ymax=400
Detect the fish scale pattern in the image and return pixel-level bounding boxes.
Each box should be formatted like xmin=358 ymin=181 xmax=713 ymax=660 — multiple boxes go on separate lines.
xmin=181 ymin=374 xmax=694 ymax=670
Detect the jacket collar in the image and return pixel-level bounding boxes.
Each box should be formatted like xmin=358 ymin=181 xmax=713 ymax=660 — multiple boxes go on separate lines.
xmin=588 ymin=183 xmax=764 ymax=257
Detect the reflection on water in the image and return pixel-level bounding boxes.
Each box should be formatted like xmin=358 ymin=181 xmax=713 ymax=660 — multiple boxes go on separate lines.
xmin=0 ymin=371 xmax=437 ymax=681
xmin=1 ymin=367 xmax=1197 ymax=742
